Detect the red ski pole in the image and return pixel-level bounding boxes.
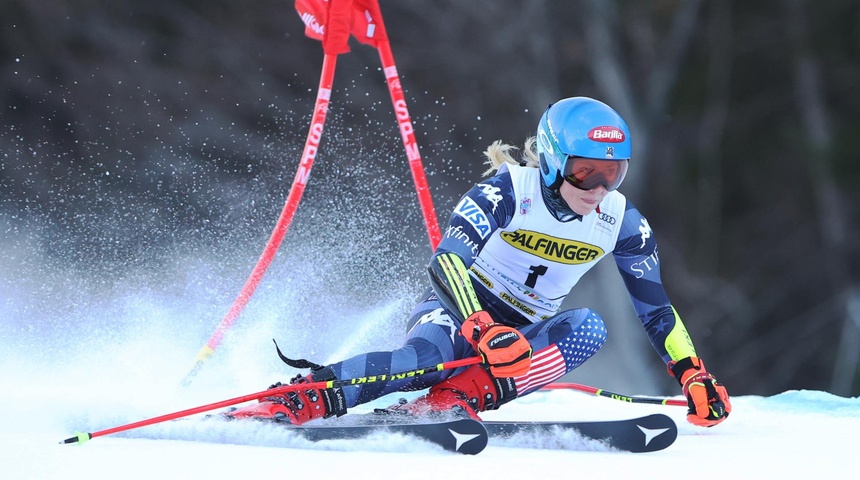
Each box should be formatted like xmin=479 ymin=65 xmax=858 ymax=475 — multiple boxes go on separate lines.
xmin=542 ymin=382 xmax=687 ymax=407
xmin=180 ymin=54 xmax=338 ymax=387
xmin=63 ymin=356 xmax=481 ymax=445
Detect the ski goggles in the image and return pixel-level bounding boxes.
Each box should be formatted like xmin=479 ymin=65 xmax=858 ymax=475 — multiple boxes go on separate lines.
xmin=563 ymin=157 xmax=629 ymax=191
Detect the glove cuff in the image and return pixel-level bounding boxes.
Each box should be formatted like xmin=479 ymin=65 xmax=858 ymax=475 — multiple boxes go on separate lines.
xmin=668 ymin=356 xmax=705 ymax=385
xmin=461 ymin=311 xmax=495 ymax=349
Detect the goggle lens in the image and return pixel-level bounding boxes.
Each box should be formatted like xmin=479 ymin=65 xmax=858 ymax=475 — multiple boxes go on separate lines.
xmin=563 ymin=157 xmax=628 ymax=191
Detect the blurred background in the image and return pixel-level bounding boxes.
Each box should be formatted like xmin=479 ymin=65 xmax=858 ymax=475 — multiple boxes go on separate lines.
xmin=2 ymin=0 xmax=858 ymax=398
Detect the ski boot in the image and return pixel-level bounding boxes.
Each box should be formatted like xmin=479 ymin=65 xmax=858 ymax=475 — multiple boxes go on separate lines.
xmin=225 ymin=366 xmax=347 ymax=425
xmin=386 ymin=364 xmax=517 ymax=420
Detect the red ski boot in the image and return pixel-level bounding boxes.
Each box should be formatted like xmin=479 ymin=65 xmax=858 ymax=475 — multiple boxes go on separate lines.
xmin=225 ymin=367 xmax=347 ymax=425
xmin=389 ymin=364 xmax=518 ymax=420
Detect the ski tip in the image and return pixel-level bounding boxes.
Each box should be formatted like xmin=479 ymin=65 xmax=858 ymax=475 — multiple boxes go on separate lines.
xmin=59 ymin=432 xmax=91 ymax=445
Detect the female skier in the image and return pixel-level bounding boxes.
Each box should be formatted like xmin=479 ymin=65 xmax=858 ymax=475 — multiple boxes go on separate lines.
xmin=228 ymin=96 xmax=731 ymax=428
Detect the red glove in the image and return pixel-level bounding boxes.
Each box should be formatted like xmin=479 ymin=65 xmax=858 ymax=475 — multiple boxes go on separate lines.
xmin=461 ymin=311 xmax=532 ymax=378
xmin=669 ymin=356 xmax=731 ymax=427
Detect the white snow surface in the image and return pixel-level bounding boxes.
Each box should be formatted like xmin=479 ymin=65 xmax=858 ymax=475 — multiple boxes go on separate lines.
xmin=2 ymin=281 xmax=858 ymax=479
xmin=2 ymin=350 xmax=858 ymax=479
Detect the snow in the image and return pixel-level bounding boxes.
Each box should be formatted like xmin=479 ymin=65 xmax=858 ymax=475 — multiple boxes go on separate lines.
xmin=2 ymin=245 xmax=857 ymax=479
xmin=2 ymin=345 xmax=858 ymax=479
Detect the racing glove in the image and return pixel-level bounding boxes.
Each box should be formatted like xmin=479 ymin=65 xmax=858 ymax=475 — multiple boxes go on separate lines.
xmin=461 ymin=310 xmax=532 ymax=378
xmin=669 ymin=356 xmax=731 ymax=427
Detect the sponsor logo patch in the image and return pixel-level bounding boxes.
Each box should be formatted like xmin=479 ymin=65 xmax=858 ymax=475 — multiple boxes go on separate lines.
xmin=639 ymin=218 xmax=652 ymax=248
xmin=487 ymin=331 xmax=520 ymax=349
xmin=519 ymin=196 xmax=532 ymax=215
xmin=454 ymin=196 xmax=492 ymax=239
xmin=500 ymin=292 xmax=537 ymax=317
xmin=500 ymin=229 xmax=604 ymax=264
xmin=446 ymin=225 xmax=480 ymax=257
xmin=476 ymin=183 xmax=503 ymax=213
xmin=598 ymin=212 xmax=616 ymax=225
xmin=470 ymin=267 xmax=494 ymax=289
xmin=588 ymin=126 xmax=625 ymax=143
xmin=630 ymin=248 xmax=660 ymax=279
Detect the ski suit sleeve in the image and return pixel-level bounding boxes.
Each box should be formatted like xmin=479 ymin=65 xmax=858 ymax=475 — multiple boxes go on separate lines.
xmin=612 ymin=201 xmax=697 ymax=364
xmin=427 ymin=172 xmax=516 ymax=322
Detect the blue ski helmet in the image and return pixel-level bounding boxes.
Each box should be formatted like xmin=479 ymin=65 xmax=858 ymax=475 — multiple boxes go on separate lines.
xmin=537 ymin=97 xmax=632 ymax=190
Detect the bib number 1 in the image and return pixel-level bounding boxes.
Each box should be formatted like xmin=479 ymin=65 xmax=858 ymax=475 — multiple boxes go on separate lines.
xmin=525 ymin=265 xmax=547 ymax=288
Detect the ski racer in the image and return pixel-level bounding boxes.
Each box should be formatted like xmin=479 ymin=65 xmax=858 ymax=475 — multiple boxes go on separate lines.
xmin=227 ymin=96 xmax=731 ymax=428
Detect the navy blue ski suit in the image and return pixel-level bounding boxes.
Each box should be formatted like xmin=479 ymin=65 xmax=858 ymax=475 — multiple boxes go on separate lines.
xmin=325 ymin=163 xmax=697 ymax=408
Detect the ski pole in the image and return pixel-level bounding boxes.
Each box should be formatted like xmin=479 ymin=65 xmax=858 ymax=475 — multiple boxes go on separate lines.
xmin=541 ymin=382 xmax=687 ymax=407
xmin=62 ymin=356 xmax=482 ymax=445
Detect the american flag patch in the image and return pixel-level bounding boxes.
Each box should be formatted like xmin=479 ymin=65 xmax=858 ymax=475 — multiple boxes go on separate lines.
xmin=514 ymin=318 xmax=607 ymax=394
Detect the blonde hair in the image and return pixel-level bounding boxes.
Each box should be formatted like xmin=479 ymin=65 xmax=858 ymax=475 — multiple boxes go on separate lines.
xmin=482 ymin=137 xmax=540 ymax=177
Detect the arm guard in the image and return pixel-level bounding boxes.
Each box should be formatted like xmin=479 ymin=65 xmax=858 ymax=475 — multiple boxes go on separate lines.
xmin=662 ymin=306 xmax=698 ymax=362
xmin=428 ymin=251 xmax=483 ymax=322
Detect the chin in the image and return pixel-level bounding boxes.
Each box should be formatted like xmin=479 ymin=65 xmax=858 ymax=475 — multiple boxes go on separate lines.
xmin=573 ymin=204 xmax=597 ymax=216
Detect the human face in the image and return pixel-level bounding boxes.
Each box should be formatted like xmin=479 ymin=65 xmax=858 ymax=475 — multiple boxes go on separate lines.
xmin=559 ymin=179 xmax=609 ymax=216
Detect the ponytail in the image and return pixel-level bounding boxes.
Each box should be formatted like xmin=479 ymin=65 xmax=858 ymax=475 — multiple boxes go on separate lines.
xmin=482 ymin=137 xmax=540 ymax=177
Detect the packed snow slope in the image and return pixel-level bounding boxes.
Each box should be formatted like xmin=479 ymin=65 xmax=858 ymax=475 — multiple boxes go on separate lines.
xmin=1 ymin=316 xmax=857 ymax=479
xmin=2 ymin=184 xmax=857 ymax=478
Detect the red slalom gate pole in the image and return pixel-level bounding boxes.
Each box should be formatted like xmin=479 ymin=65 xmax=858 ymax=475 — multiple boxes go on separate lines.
xmin=376 ymin=36 xmax=441 ymax=250
xmin=181 ymin=0 xmax=444 ymax=385
xmin=542 ymin=382 xmax=688 ymax=407
xmin=180 ymin=54 xmax=339 ymax=386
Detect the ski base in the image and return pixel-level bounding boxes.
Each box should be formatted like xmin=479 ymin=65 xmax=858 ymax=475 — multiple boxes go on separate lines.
xmin=483 ymin=413 xmax=677 ymax=453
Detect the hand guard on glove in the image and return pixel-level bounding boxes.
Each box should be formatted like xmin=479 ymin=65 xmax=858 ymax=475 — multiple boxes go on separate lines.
xmin=669 ymin=356 xmax=731 ymax=427
xmin=461 ymin=311 xmax=532 ymax=378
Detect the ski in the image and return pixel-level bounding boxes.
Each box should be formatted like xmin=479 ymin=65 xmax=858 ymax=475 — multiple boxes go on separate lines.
xmin=276 ymin=413 xmax=674 ymax=453
xmin=280 ymin=418 xmax=489 ymax=455
xmin=483 ymin=413 xmax=677 ymax=453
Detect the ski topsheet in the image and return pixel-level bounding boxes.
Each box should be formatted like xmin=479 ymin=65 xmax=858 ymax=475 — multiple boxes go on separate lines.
xmin=273 ymin=413 xmax=676 ymax=454
xmin=281 ymin=418 xmax=489 ymax=454
xmin=483 ymin=413 xmax=677 ymax=453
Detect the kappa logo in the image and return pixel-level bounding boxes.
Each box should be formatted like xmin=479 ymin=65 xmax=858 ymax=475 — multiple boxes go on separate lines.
xmin=454 ymin=196 xmax=491 ymax=239
xmin=500 ymin=230 xmax=604 ymax=265
xmin=639 ymin=218 xmax=652 ymax=248
xmin=414 ymin=308 xmax=457 ymax=344
xmin=476 ymin=183 xmax=503 ymax=213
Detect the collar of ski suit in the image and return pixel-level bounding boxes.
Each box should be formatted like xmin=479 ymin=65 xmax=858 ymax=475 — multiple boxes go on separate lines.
xmin=539 ymin=180 xmax=583 ymax=222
